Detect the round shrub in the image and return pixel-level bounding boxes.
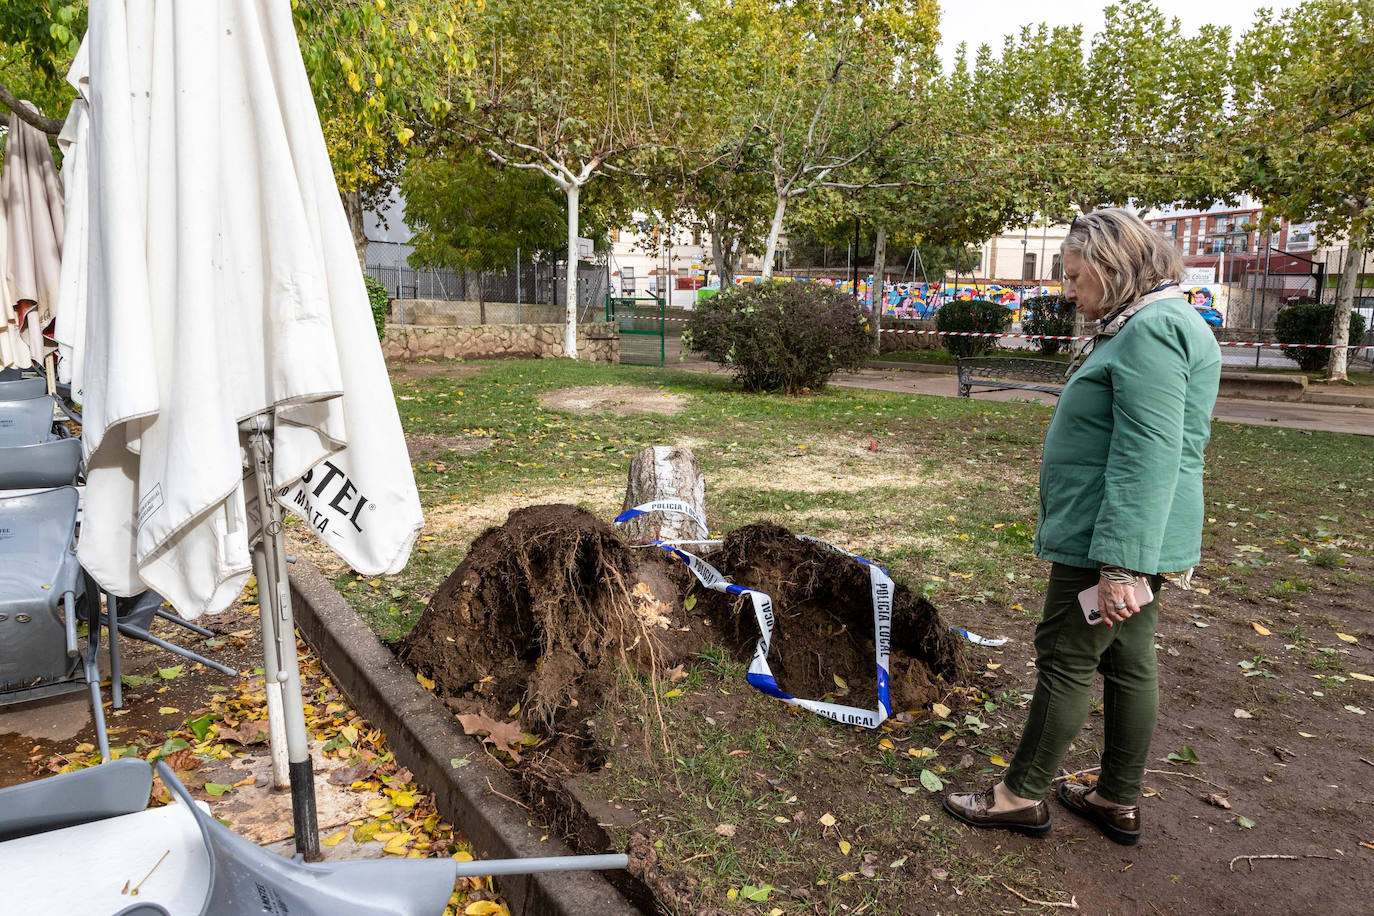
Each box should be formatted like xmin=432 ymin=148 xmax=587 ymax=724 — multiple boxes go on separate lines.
xmin=1020 ymin=294 xmax=1078 ymax=356
xmin=365 ymin=276 xmax=391 ymax=341
xmin=935 ymin=299 xmax=1012 ymax=358
xmin=1273 ymin=302 xmax=1366 ymax=372
xmin=682 ymin=280 xmax=872 ymax=393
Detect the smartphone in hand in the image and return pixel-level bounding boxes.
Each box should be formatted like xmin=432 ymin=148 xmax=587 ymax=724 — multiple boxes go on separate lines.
xmin=1078 ymin=579 xmax=1155 ymax=625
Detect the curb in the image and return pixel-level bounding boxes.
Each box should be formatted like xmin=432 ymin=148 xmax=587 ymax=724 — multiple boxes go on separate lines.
xmin=288 ymin=563 xmax=642 ymax=916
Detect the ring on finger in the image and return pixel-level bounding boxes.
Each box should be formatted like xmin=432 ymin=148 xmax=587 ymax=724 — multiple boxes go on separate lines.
xmin=1112 ymin=601 xmax=1127 ymax=610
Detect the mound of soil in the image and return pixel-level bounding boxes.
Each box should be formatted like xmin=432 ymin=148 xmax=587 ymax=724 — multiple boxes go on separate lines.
xmin=700 ymin=523 xmax=970 ymax=712
xmin=397 ymin=504 xmax=699 ymax=739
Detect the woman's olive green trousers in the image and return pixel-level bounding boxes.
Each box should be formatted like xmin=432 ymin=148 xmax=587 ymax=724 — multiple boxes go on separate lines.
xmin=1003 ymin=563 xmax=1164 ymax=806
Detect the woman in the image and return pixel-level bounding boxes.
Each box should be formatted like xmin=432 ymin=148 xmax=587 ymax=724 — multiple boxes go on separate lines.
xmin=943 ymin=208 xmax=1221 ymax=845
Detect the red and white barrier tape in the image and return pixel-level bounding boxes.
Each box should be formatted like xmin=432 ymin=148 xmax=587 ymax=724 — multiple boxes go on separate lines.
xmin=640 ymin=315 xmax=1364 ymax=349
xmin=874 ymin=328 xmax=1361 ymax=349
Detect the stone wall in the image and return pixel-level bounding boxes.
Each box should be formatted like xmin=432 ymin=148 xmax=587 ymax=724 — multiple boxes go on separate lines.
xmin=381 ymin=322 xmax=619 ymax=364
xmin=394 ymin=298 xmax=566 ymax=326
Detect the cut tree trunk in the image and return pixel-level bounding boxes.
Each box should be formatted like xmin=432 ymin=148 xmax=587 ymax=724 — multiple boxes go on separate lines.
xmin=619 ymin=446 xmax=709 ymax=545
xmin=871 ymin=223 xmax=887 ymax=353
xmin=1328 ymin=235 xmax=1364 ymax=381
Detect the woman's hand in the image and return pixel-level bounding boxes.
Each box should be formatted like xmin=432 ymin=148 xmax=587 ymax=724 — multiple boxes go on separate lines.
xmin=1098 ymin=576 xmax=1141 ymax=626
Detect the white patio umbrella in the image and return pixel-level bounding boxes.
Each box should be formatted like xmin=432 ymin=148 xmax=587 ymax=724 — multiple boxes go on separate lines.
xmin=60 ymin=0 xmax=425 ymax=857
xmin=1 ymin=102 xmax=65 ymax=376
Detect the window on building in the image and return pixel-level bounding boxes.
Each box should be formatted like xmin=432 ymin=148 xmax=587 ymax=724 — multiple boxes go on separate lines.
xmin=1022 ymin=253 xmax=1037 ymax=280
xmin=1050 ymin=253 xmax=1062 ymax=280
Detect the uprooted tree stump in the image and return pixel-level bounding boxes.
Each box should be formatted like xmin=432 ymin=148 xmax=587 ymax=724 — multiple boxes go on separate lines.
xmin=618 ymin=445 xmax=708 ymax=545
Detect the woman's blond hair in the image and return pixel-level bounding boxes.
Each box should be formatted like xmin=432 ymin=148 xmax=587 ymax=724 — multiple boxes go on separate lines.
xmin=1062 ymin=208 xmax=1184 ymax=313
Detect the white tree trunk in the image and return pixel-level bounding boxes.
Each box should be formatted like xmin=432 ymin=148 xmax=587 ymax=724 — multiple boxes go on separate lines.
xmin=565 ymin=182 xmax=581 ymax=358
xmin=1328 ymin=236 xmax=1363 ymax=381
xmin=870 ymin=223 xmax=887 ymax=353
xmin=761 ymin=195 xmax=788 ymax=281
xmin=619 ymin=446 xmax=708 ymax=545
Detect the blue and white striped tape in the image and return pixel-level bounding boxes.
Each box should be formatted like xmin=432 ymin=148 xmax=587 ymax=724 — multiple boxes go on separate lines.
xmin=651 ymin=538 xmax=892 ymax=730
xmin=615 ymin=499 xmax=710 ymax=537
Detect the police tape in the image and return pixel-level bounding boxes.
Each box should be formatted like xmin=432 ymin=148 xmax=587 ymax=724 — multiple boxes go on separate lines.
xmin=652 ymin=538 xmax=893 ymax=729
xmin=615 ymin=499 xmax=710 ymax=536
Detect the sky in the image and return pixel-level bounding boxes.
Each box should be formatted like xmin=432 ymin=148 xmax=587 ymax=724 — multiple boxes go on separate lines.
xmin=936 ymin=0 xmax=1302 ymax=70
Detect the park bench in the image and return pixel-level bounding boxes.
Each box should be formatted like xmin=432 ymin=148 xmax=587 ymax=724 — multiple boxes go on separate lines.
xmin=956 ymin=356 xmax=1069 ymax=398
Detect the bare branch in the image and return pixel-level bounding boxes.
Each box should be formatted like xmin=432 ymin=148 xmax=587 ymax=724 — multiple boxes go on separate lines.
xmin=0 ymin=82 xmax=66 ymax=136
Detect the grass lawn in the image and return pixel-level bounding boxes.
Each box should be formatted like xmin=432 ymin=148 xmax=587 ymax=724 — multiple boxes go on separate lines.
xmin=306 ymin=358 xmax=1374 ymax=914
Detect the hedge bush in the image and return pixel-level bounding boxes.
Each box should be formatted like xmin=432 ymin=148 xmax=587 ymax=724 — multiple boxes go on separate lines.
xmin=682 ymin=280 xmax=871 ymax=393
xmin=1273 ymin=302 xmax=1366 ymax=372
xmin=935 ymin=299 xmax=1012 ymax=358
xmin=365 ymin=276 xmax=390 ymax=341
xmin=1020 ymin=294 xmax=1078 ymax=356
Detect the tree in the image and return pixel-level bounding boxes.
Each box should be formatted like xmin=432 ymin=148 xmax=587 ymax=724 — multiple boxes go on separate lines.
xmin=400 ymin=148 xmax=567 ymax=320
xmin=977 ymin=2 xmax=1230 ymax=217
xmin=0 ymin=1 xmax=473 ymax=265
xmin=1228 ymin=0 xmax=1374 ymax=381
xmin=461 ymin=0 xmax=683 ymax=357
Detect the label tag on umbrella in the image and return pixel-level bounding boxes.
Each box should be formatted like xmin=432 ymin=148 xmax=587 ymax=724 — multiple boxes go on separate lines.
xmin=650 ymin=538 xmax=892 ymax=729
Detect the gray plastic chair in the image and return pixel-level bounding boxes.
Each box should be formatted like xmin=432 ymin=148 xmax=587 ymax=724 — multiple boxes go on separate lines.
xmin=0 ymin=757 xmax=152 ymax=842
xmin=0 ymin=437 xmax=82 ymax=489
xmin=157 ymin=762 xmax=458 ymax=916
xmin=0 ymin=375 xmax=46 ymax=400
xmin=0 ymin=395 xmax=67 ymax=446
xmin=0 ymin=487 xmax=110 ymax=759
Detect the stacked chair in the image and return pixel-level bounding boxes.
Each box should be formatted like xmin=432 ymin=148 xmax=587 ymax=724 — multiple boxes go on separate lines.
xmin=0 ymin=372 xmax=109 ymax=757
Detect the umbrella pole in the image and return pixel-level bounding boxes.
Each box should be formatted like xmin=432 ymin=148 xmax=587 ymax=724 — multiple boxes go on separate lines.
xmin=243 ymin=415 xmax=322 ymax=861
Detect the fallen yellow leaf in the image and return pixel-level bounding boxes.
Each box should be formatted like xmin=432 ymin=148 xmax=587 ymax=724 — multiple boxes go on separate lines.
xmin=986 ymin=663 xmax=1002 ymax=670
xmin=931 ymin=702 xmax=952 ymax=719
xmin=464 ymin=901 xmax=505 ymax=915
xmin=322 ymin=829 xmax=349 ymax=847
xmin=452 ymin=850 xmax=474 ymax=862
xmin=838 ymin=840 xmax=852 ymax=855
xmin=416 ymin=672 xmax=435 ymax=691
xmin=989 ymin=754 xmax=1009 ymax=767
xmin=1251 ymin=622 xmax=1272 ymax=636
xmin=818 ymin=812 xmax=836 ymax=827
xmin=909 ymin=747 xmax=936 ymax=759
xmin=1351 ymin=672 xmax=1374 ymax=682
xmin=1298 ymin=732 xmax=1317 ymax=738
xmin=157 ymin=707 xmax=179 ymax=715
xmin=391 ymin=790 xmax=417 ymax=808
xmin=1337 ymin=633 xmax=1358 ymax=644
xmin=339 ymin=725 xmax=359 ymax=745
xmin=878 ymin=738 xmax=894 ymax=750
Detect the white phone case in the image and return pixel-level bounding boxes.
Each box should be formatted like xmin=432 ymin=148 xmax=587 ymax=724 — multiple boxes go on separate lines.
xmin=1078 ymin=579 xmax=1155 ymax=625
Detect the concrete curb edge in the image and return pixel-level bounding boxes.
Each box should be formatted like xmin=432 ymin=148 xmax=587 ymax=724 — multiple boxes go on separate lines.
xmin=288 ymin=562 xmax=641 ymax=916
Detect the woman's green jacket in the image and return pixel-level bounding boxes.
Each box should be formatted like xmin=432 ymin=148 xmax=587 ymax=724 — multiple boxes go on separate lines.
xmin=1034 ymin=295 xmax=1222 ymax=574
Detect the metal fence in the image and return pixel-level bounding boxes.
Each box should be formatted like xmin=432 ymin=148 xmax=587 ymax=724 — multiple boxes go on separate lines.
xmin=366 ymin=258 xmax=611 ymax=327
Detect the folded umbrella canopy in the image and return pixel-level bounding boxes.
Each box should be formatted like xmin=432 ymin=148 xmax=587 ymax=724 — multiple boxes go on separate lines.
xmin=61 ymin=0 xmax=424 ymax=856
xmin=1 ymin=103 xmax=65 ymax=373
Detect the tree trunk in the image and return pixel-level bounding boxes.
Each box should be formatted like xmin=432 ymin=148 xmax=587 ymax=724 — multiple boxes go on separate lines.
xmin=710 ymin=217 xmax=736 ymax=287
xmin=341 ymin=190 xmax=368 ymax=268
xmin=478 ymin=270 xmax=487 ymax=325
xmin=870 ymin=223 xmax=887 ymax=353
xmin=1328 ymin=235 xmax=1364 ymax=381
xmin=761 ymin=194 xmax=788 ymax=281
xmin=619 ymin=446 xmax=709 ymax=545
xmin=564 ymin=183 xmax=581 ymax=358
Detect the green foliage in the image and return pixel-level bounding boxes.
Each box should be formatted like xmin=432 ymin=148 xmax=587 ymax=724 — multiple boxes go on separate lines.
xmin=682 ymin=281 xmax=872 ymax=393
xmin=1020 ymin=294 xmax=1078 ymax=355
xmin=401 ymin=149 xmax=566 ymax=273
xmin=935 ymin=299 xmax=1012 ymax=358
xmin=365 ymin=276 xmax=390 ymax=340
xmin=1274 ymin=302 xmax=1366 ymax=372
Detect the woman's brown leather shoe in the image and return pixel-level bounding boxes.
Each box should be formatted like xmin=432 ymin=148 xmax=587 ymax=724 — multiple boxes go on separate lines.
xmin=1055 ymin=781 xmax=1141 ymax=845
xmin=941 ymin=787 xmax=1051 ymax=836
